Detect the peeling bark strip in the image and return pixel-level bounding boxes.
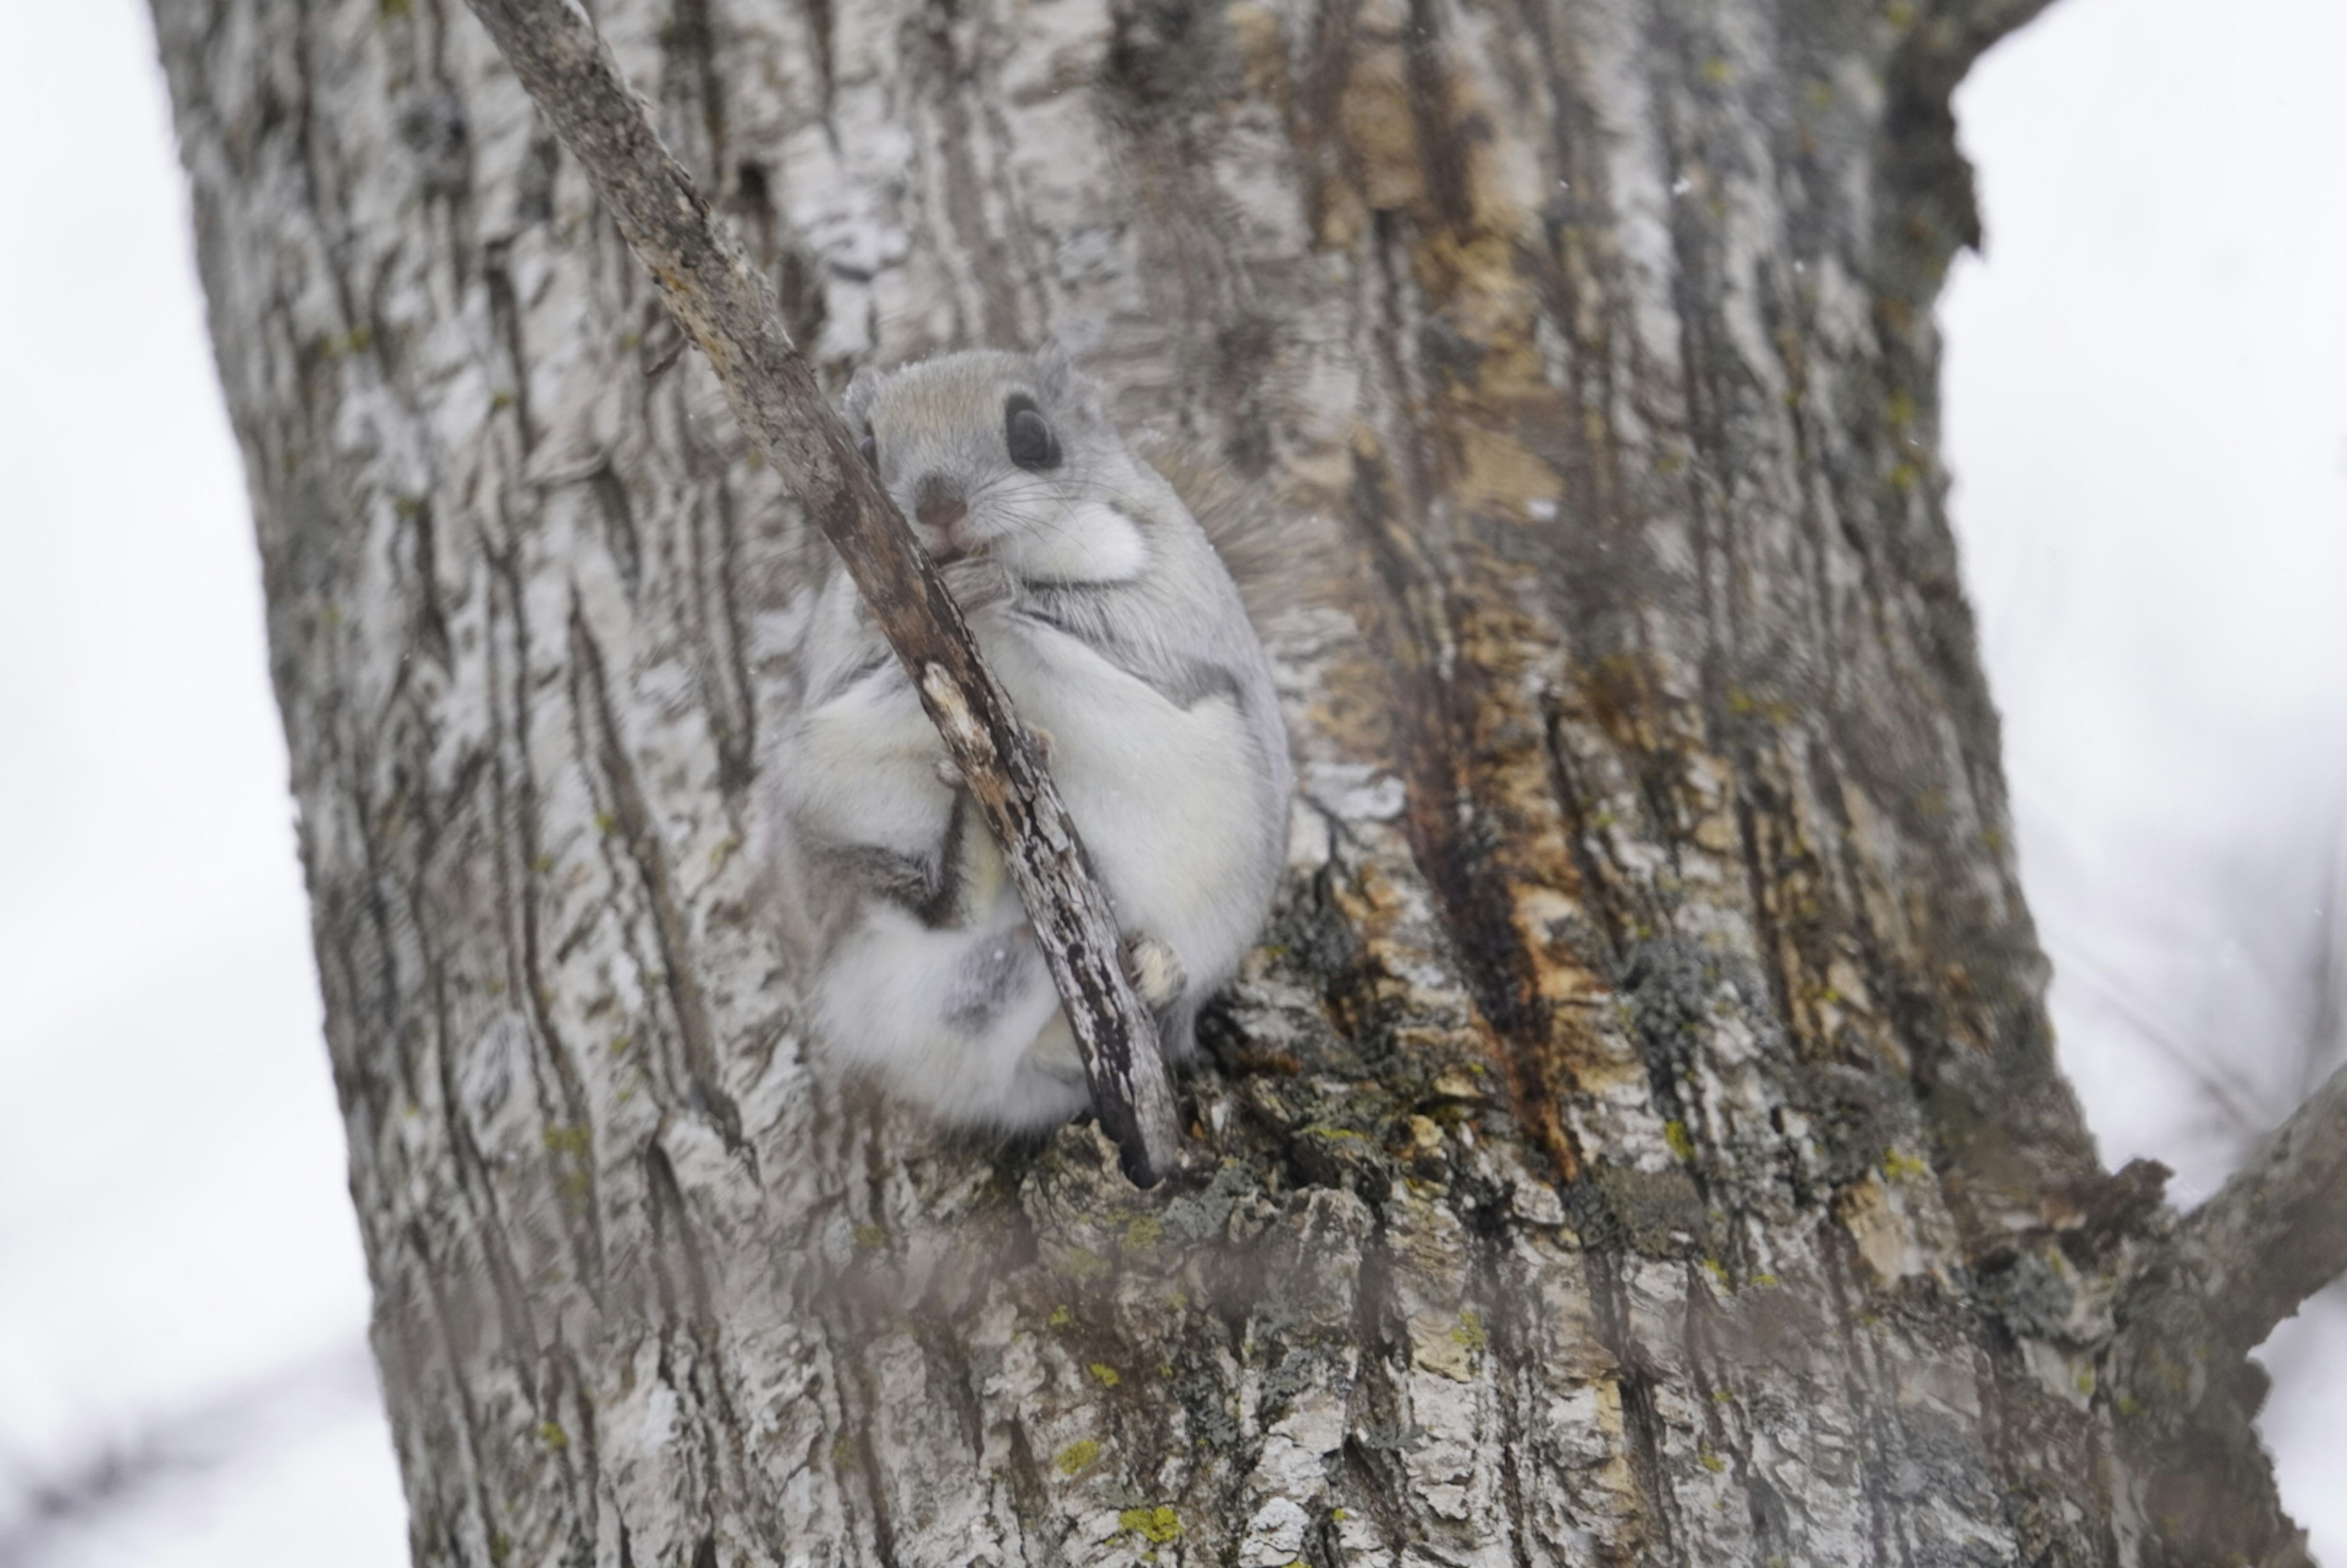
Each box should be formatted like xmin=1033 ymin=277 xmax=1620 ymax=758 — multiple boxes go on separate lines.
xmin=153 ymin=0 xmax=2345 ymax=1561
xmin=460 ymin=0 xmax=1180 ymax=1184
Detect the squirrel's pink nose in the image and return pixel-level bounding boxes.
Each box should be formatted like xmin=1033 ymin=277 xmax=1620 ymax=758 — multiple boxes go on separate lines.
xmin=913 ymin=477 xmax=966 ymax=533
xmin=917 ymin=497 xmax=968 ymax=533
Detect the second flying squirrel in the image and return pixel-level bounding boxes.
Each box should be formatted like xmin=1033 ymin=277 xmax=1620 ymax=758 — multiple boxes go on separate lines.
xmin=763 ymin=347 xmax=1296 ymax=1132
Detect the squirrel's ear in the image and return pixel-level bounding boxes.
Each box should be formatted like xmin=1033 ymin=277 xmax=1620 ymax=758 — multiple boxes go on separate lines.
xmin=842 ymin=366 xmax=880 ymax=419
xmin=1034 ymin=337 xmax=1076 ymax=395
xmin=1035 ymin=336 xmax=1107 ymax=423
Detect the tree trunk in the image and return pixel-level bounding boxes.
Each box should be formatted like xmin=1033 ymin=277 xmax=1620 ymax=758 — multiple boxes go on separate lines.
xmin=149 ymin=0 xmax=2319 ymax=1563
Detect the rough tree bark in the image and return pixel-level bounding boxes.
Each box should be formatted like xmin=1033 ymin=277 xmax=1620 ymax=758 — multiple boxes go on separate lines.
xmin=150 ymin=0 xmax=2337 ymax=1564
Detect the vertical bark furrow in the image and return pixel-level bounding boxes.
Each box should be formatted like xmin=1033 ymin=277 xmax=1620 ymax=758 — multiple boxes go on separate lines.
xmin=480 ymin=540 xmax=611 ymax=1297
xmin=568 ymin=603 xmax=747 ymax=1152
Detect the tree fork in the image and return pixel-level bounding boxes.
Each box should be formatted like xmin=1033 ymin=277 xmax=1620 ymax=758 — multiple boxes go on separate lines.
xmin=2109 ymin=1060 xmax=2347 ymax=1566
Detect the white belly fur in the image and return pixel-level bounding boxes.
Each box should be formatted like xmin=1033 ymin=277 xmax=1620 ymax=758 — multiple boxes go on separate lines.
xmin=789 ymin=614 xmax=1280 ymax=1129
xmin=982 ymin=618 xmax=1277 ymax=989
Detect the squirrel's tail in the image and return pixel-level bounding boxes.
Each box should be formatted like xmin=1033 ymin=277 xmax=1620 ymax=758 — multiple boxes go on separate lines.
xmin=1139 ymin=437 xmax=1340 ymax=628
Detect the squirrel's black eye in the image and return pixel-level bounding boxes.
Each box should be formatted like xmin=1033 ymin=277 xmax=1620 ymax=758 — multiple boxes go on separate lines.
xmin=856 ymin=428 xmax=880 ymax=474
xmin=1004 ymin=395 xmax=1060 ymax=471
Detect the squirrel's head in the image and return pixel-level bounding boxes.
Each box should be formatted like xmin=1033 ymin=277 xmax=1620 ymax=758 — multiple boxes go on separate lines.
xmin=843 ymin=348 xmax=1167 ymax=586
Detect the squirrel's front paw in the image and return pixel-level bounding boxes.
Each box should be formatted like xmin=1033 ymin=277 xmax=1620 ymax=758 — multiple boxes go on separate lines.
xmin=939 ymin=551 xmax=1015 ymax=614
xmin=1120 ymin=932 xmax=1188 ymax=1011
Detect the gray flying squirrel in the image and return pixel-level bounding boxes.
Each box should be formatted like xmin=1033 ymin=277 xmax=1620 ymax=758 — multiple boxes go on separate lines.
xmin=762 ymin=347 xmax=1296 ymax=1132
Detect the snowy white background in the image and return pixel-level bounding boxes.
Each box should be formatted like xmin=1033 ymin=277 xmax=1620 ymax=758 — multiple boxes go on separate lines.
xmin=1 ymin=0 xmax=2340 ymax=1561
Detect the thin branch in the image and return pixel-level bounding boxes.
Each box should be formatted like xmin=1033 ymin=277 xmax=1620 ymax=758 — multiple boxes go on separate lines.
xmin=458 ymin=0 xmax=1182 ymax=1183
xmin=0 ymin=1341 xmax=381 ymax=1566
xmin=2175 ymin=1055 xmax=2347 ymax=1357
xmin=2057 ymin=941 xmax=2270 ymax=1137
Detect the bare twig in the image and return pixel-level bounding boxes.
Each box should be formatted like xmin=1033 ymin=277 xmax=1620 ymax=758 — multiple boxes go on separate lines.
xmin=2173 ymin=1056 xmax=2347 ymax=1357
xmin=0 ymin=1341 xmax=380 ymax=1566
xmin=2059 ymin=942 xmax=2269 ymax=1137
xmin=458 ymin=0 xmax=1181 ymax=1183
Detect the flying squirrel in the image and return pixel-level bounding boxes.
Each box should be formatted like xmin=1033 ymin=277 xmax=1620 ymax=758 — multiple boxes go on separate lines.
xmin=761 ymin=346 xmax=1304 ymax=1132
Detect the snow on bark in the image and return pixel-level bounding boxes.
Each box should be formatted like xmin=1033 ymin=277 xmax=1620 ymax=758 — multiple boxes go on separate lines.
xmin=147 ymin=0 xmax=2320 ymax=1562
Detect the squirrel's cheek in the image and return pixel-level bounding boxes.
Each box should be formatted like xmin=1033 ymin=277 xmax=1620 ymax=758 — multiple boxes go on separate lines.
xmin=1007 ymin=500 xmax=1148 ymax=584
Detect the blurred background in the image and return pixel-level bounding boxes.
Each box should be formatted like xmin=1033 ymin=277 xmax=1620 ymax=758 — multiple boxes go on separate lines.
xmin=1 ymin=0 xmax=2340 ymax=1561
